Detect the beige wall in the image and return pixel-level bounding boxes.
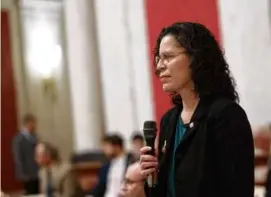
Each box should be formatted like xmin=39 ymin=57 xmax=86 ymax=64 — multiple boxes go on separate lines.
xmin=218 ymin=0 xmax=271 ymax=126
xmin=6 ymin=0 xmax=74 ymax=160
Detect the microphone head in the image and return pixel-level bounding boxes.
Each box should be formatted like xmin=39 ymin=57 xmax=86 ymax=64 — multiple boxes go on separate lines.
xmin=143 ymin=120 xmax=157 ymax=131
xmin=143 ymin=120 xmax=157 ymax=155
xmin=143 ymin=121 xmax=157 ymax=139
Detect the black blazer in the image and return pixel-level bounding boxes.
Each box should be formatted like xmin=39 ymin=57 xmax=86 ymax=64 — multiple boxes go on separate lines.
xmin=149 ymin=98 xmax=254 ymax=197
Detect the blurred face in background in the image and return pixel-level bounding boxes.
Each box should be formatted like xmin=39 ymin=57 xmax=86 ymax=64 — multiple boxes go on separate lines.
xmin=35 ymin=143 xmax=50 ymax=166
xmin=119 ymin=163 xmax=145 ymax=197
xmin=254 ymin=124 xmax=271 ymax=153
xmin=131 ymin=139 xmax=144 ymax=158
xmin=102 ymin=142 xmax=113 ymax=158
xmin=25 ymin=119 xmax=36 ymax=133
xmin=77 ymin=173 xmax=98 ymax=192
xmin=102 ymin=142 xmax=121 ymax=159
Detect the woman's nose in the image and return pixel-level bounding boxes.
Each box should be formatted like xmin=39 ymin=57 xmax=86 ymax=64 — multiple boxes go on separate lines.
xmin=156 ymin=61 xmax=166 ymax=75
xmin=157 ymin=60 xmax=165 ymax=70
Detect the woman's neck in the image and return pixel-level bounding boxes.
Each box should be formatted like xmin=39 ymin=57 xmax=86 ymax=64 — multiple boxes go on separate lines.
xmin=179 ymin=88 xmax=199 ymax=112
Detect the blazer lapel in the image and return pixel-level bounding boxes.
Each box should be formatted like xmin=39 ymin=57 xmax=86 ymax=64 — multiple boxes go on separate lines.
xmin=178 ymin=98 xmax=211 ymax=147
xmin=163 ymin=98 xmax=210 ymax=152
xmin=159 ymin=105 xmax=180 ymax=172
xmin=157 ymin=97 xmax=213 ymax=195
xmin=165 ymin=106 xmax=181 ymax=154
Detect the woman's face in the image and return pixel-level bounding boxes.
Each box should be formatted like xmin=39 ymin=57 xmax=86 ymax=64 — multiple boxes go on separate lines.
xmin=156 ymin=35 xmax=192 ymax=93
xmin=35 ymin=143 xmax=50 ymax=166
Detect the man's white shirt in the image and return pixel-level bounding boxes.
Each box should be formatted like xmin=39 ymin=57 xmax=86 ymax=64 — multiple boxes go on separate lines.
xmin=104 ymin=155 xmax=126 ymax=197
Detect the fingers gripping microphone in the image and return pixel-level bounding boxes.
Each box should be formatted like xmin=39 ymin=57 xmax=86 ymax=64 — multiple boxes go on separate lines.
xmin=143 ymin=121 xmax=158 ymax=188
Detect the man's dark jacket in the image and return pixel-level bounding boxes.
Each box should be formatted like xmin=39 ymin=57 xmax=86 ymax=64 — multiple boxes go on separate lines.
xmin=12 ymin=131 xmax=39 ymax=181
xmin=91 ymin=153 xmax=134 ymax=197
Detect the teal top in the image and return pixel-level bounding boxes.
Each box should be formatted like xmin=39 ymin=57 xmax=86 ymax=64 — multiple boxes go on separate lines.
xmin=167 ymin=119 xmax=186 ymax=197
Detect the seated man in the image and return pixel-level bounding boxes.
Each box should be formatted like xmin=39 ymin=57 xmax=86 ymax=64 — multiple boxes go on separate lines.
xmin=118 ymin=162 xmax=145 ymax=197
xmin=35 ymin=142 xmax=82 ymax=197
xmin=92 ymin=134 xmax=134 ymax=197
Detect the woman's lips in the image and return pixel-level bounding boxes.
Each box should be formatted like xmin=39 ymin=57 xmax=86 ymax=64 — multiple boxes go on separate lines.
xmin=160 ymin=76 xmax=171 ymax=83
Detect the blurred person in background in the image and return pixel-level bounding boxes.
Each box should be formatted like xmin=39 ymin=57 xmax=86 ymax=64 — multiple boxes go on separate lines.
xmin=92 ymin=134 xmax=133 ymax=197
xmin=35 ymin=141 xmax=82 ymax=197
xmin=139 ymin=22 xmax=254 ymax=197
xmin=101 ymin=135 xmax=113 ymax=158
xmin=254 ymin=123 xmax=271 ymax=197
xmin=254 ymin=124 xmax=271 ymax=155
xmin=130 ymin=133 xmax=144 ymax=161
xmin=118 ymin=162 xmax=145 ymax=197
xmin=1 ymin=191 xmax=10 ymax=197
xmin=12 ymin=113 xmax=39 ymax=195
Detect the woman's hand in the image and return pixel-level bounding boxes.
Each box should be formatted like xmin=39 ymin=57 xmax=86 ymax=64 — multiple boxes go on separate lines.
xmin=139 ymin=146 xmax=159 ymax=178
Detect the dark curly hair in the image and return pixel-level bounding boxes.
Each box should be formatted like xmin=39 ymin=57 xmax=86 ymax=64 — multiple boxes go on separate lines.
xmin=154 ymin=22 xmax=239 ymax=105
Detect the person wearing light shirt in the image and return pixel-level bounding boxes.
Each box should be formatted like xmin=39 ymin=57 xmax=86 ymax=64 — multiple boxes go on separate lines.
xmin=91 ymin=134 xmax=134 ymax=197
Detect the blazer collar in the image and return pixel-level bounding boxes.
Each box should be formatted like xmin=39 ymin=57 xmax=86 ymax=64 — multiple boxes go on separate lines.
xmin=158 ymin=97 xmax=215 ymax=192
xmin=164 ymin=97 xmax=213 ymax=155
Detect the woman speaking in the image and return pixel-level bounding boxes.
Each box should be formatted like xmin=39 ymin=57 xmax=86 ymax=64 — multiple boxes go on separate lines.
xmin=139 ymin=22 xmax=254 ymax=197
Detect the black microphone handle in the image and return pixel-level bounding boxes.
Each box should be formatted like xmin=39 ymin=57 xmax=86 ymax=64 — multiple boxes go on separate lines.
xmin=143 ymin=120 xmax=158 ymax=196
xmin=145 ymin=138 xmax=158 ymax=189
xmin=145 ymin=138 xmax=155 ymax=155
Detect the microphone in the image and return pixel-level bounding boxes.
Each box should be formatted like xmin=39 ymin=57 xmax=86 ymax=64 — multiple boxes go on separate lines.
xmin=143 ymin=120 xmax=158 ymax=188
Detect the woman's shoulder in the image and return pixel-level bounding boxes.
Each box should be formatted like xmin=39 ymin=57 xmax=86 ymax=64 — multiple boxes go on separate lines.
xmin=210 ymin=98 xmax=244 ymax=112
xmin=208 ymin=98 xmax=248 ymax=121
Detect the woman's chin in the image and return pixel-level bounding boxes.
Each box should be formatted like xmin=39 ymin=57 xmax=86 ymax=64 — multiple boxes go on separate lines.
xmin=162 ymin=84 xmax=175 ymax=93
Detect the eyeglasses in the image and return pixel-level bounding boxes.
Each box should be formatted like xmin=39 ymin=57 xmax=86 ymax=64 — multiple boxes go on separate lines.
xmin=155 ymin=51 xmax=187 ymax=66
xmin=122 ymin=178 xmax=145 ymax=186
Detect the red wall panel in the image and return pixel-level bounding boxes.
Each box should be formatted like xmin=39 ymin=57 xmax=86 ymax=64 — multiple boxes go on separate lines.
xmin=144 ymin=0 xmax=221 ymax=125
xmin=1 ymin=10 xmax=22 ymax=192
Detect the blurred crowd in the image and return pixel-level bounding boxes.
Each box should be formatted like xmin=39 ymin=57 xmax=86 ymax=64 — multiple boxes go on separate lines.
xmin=2 ymin=113 xmax=271 ymax=197
xmin=5 ymin=113 xmax=146 ymax=197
